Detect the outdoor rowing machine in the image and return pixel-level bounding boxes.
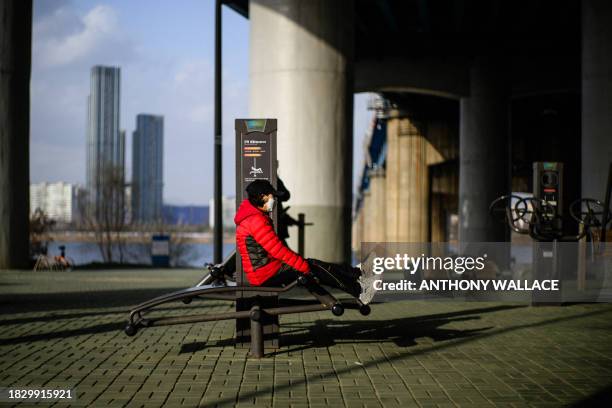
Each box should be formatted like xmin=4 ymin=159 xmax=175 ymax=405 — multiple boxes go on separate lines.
xmin=124 ymin=272 xmax=370 ymax=357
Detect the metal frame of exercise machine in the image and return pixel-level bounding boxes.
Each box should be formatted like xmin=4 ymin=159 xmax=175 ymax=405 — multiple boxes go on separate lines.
xmin=124 ymin=261 xmax=370 ymax=357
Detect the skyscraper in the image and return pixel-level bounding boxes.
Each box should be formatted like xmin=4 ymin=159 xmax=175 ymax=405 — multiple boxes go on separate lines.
xmin=86 ymin=66 xmax=124 ymax=220
xmin=132 ymin=114 xmax=164 ymax=223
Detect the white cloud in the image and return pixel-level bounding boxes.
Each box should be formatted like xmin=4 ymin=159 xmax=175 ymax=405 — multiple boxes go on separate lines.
xmin=188 ymin=104 xmax=213 ymax=123
xmin=30 ymin=2 xmax=250 ymax=205
xmin=170 ymin=60 xmax=215 ymax=123
xmin=33 ymin=5 xmax=128 ymax=68
xmin=174 ymin=60 xmax=212 ymax=84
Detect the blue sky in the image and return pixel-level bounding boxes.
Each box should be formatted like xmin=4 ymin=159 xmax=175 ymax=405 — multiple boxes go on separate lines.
xmin=31 ymin=0 xmax=372 ymax=205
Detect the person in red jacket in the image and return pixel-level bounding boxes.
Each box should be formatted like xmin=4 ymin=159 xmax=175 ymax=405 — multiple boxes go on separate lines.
xmin=235 ymin=180 xmax=376 ymax=304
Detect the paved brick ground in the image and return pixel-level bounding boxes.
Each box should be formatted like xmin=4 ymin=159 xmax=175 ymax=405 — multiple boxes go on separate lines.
xmin=1 ymin=269 xmax=612 ymax=407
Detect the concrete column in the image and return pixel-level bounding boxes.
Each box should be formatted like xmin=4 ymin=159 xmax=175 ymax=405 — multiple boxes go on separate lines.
xmin=385 ymin=118 xmax=400 ymax=242
xmin=361 ymin=192 xmax=373 ymax=243
xmin=459 ymin=57 xmax=509 ymax=243
xmin=353 ymin=206 xmax=365 ymax=254
xmin=400 ymin=118 xmax=429 ymax=242
xmin=582 ymin=0 xmax=612 ymax=200
xmin=0 ymin=1 xmax=32 ymax=269
xmin=249 ymin=0 xmax=354 ymax=263
xmin=351 ymin=210 xmax=360 ymax=253
xmin=386 ymin=114 xmax=429 ymax=243
xmin=367 ymin=168 xmax=386 ymax=242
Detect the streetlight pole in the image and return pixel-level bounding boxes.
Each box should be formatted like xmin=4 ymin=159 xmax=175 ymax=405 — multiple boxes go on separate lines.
xmin=213 ymin=0 xmax=223 ymax=264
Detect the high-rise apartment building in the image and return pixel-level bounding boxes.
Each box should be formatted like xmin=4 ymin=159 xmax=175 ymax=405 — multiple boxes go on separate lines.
xmin=86 ymin=66 xmax=124 ymax=220
xmin=208 ymin=196 xmax=235 ymax=229
xmin=30 ymin=182 xmax=81 ymax=223
xmin=132 ymin=114 xmax=164 ymax=223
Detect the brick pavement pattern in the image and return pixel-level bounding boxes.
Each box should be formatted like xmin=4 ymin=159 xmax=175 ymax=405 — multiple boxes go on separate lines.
xmin=1 ymin=269 xmax=611 ymax=407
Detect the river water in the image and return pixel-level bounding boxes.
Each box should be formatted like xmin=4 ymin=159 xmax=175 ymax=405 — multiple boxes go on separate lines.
xmin=47 ymin=241 xmax=235 ymax=268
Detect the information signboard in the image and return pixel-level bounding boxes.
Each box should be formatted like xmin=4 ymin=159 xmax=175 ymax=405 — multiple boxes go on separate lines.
xmin=234 ymin=119 xmax=279 ymax=348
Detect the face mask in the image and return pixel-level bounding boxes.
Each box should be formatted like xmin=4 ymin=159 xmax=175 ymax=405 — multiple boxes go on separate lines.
xmin=266 ymin=197 xmax=275 ymax=213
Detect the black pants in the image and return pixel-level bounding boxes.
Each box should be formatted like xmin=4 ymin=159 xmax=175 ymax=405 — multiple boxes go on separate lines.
xmin=262 ymin=258 xmax=361 ymax=298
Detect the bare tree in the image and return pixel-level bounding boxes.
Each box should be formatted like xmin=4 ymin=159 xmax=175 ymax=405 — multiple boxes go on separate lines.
xmin=169 ymin=233 xmax=197 ymax=267
xmin=79 ymin=165 xmax=128 ymax=263
xmin=29 ymin=208 xmax=55 ymax=257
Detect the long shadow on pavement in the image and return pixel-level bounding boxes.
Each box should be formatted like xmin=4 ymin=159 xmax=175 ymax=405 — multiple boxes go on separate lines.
xmin=278 ymin=316 xmax=491 ymax=351
xmin=179 ymin=304 xmax=519 ymax=354
xmin=0 ymin=321 xmax=125 ymax=346
xmin=0 ymin=300 xmax=229 ymax=346
xmin=0 ymin=287 xmax=196 ymax=314
xmin=196 ymin=306 xmax=612 ymax=407
xmin=0 ymin=300 xmax=225 ymax=327
xmin=0 ymin=287 xmax=233 ymax=345
xmin=280 ymin=304 xmax=525 ymax=350
xmin=570 ymin=384 xmax=612 ymax=407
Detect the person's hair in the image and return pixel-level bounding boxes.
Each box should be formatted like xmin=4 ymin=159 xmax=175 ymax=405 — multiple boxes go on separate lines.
xmin=248 ymin=193 xmax=267 ymax=208
xmin=245 ymin=180 xmax=275 ymax=208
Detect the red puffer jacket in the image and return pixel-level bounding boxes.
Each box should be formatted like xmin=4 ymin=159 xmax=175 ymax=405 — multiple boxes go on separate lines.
xmin=234 ymin=199 xmax=310 ymax=285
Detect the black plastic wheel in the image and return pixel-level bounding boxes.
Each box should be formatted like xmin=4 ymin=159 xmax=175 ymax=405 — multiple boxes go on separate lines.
xmin=359 ymin=304 xmax=371 ymax=316
xmin=124 ymin=323 xmax=137 ymax=337
xmin=331 ymin=304 xmax=344 ymax=316
xmin=182 ymin=297 xmax=193 ymax=304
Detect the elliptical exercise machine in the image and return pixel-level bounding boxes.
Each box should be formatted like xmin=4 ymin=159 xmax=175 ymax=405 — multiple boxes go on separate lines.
xmin=489 ymin=162 xmax=612 ymax=303
xmin=490 ymin=162 xmax=611 ymax=244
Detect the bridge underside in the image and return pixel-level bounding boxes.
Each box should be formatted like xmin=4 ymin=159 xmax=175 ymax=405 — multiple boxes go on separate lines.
xmin=1 ymin=1 xmax=611 ymax=267
xmin=240 ymin=0 xmax=611 ymax=261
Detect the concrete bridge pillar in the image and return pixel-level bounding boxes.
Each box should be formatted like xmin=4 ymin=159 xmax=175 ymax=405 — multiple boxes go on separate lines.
xmin=386 ymin=113 xmax=429 ymax=243
xmin=459 ymin=57 xmax=509 ymax=243
xmin=249 ymin=0 xmax=354 ymax=263
xmin=365 ymin=168 xmax=386 ymax=242
xmin=351 ymin=208 xmax=364 ymax=253
xmin=0 ymin=1 xmax=31 ymax=269
xmin=582 ymin=0 xmax=612 ymax=200
xmin=361 ymin=192 xmax=373 ymax=243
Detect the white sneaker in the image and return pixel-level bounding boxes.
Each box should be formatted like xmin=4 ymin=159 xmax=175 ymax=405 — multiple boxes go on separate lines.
xmin=358 ymin=275 xmax=377 ymax=305
xmin=359 ymin=250 xmax=377 ymax=277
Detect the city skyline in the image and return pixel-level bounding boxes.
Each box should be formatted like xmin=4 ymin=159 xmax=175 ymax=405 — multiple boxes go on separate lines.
xmin=30 ymin=0 xmax=372 ymax=206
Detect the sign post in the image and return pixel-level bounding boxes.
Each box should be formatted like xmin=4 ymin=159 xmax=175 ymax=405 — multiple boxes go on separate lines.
xmin=151 ymin=234 xmax=170 ymax=267
xmin=235 ymin=119 xmax=279 ymax=349
xmin=532 ymin=162 xmax=564 ymax=305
